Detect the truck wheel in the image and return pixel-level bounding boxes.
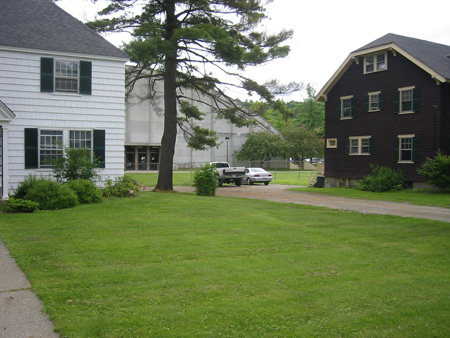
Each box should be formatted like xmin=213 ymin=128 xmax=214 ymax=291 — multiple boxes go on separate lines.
xmin=218 ymin=180 xmax=223 ymax=187
xmin=264 ymin=182 xmax=269 ymax=185
xmin=235 ymin=179 xmax=242 ymax=186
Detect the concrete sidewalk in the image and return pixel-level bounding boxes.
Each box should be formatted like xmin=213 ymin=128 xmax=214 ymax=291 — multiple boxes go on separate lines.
xmin=0 ymin=240 xmax=59 ymax=338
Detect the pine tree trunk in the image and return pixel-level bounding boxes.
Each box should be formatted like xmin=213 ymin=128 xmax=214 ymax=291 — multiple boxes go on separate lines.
xmin=155 ymin=2 xmax=178 ymax=191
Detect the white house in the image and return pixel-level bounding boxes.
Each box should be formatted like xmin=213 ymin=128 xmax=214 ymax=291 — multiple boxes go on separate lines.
xmin=125 ymin=73 xmax=282 ymax=171
xmin=0 ymin=0 xmax=129 ymax=198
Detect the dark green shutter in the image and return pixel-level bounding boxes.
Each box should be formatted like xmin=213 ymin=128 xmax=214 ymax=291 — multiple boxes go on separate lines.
xmin=79 ymin=61 xmax=92 ymax=95
xmin=393 ymin=91 xmax=399 ymax=114
xmin=378 ymin=92 xmax=384 ymax=110
xmin=412 ymin=137 xmax=420 ymax=162
xmin=337 ymin=99 xmax=341 ymax=119
xmin=25 ymin=128 xmax=39 ymax=169
xmin=369 ymin=138 xmax=374 ymax=155
xmin=412 ymin=88 xmax=420 ymax=112
xmin=351 ymin=97 xmax=357 ymax=118
xmin=393 ymin=138 xmax=399 ymax=162
xmin=93 ymin=130 xmax=105 ymax=168
xmin=40 ymin=57 xmax=54 ymax=92
xmin=365 ymin=95 xmax=369 ymax=112
xmin=345 ymin=139 xmax=350 ymax=155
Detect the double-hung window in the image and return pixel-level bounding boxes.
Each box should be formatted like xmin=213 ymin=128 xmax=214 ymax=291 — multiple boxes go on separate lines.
xmin=41 ymin=57 xmax=92 ymax=95
xmin=366 ymin=92 xmax=383 ymax=112
xmin=347 ymin=136 xmax=373 ymax=155
xmin=394 ymin=87 xmax=420 ymax=114
xmin=364 ymin=53 xmax=387 ymax=73
xmin=25 ymin=129 xmax=105 ymax=169
xmin=338 ymin=96 xmax=356 ymax=119
xmin=394 ymin=135 xmax=419 ymax=163
xmin=70 ymin=130 xmax=92 ymax=150
xmin=39 ymin=130 xmax=63 ymax=167
xmin=55 ymin=61 xmax=78 ymax=93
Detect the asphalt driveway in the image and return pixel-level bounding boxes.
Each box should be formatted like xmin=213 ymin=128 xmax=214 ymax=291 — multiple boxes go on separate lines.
xmin=175 ymin=184 xmax=450 ymax=222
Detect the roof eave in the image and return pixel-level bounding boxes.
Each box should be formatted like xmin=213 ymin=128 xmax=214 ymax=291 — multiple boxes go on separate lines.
xmin=314 ymin=42 xmax=448 ymax=102
xmin=0 ymin=45 xmax=129 ymax=63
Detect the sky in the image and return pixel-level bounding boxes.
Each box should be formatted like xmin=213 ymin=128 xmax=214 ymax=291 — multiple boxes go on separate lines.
xmin=57 ymin=0 xmax=450 ymax=101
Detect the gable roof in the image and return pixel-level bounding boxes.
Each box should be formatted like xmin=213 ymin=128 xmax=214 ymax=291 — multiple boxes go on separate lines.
xmin=316 ymin=33 xmax=450 ymax=101
xmin=0 ymin=0 xmax=129 ymax=60
xmin=0 ymin=100 xmax=16 ymax=122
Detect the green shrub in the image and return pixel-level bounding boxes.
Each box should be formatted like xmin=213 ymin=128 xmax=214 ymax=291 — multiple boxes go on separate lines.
xmin=193 ymin=163 xmax=217 ymax=196
xmin=53 ymin=147 xmax=100 ymax=183
xmin=418 ymin=151 xmax=450 ymax=191
xmin=14 ymin=174 xmax=40 ymax=199
xmin=103 ymin=175 xmax=140 ymax=198
xmin=359 ymin=165 xmax=405 ymax=192
xmin=67 ymin=179 xmax=103 ymax=204
xmin=1 ymin=198 xmax=40 ymax=213
xmin=24 ymin=179 xmax=78 ymax=210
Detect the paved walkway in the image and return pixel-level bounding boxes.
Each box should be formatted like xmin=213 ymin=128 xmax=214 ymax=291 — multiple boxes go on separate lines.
xmin=1 ymin=184 xmax=448 ymax=337
xmin=0 ymin=240 xmax=60 ymax=337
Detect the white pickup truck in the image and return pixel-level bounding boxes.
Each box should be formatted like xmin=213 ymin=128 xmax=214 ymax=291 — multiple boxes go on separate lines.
xmin=210 ymin=162 xmax=246 ymax=186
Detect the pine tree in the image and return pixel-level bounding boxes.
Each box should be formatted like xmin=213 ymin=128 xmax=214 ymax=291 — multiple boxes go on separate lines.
xmin=89 ymin=0 xmax=297 ymax=190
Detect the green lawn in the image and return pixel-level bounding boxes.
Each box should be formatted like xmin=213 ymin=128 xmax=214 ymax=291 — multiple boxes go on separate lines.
xmin=129 ymin=171 xmax=450 ymax=208
xmin=0 ymin=192 xmax=449 ymax=337
xmin=128 ymin=170 xmax=311 ymax=187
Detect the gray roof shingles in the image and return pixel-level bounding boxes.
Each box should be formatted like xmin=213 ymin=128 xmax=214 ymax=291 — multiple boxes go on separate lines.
xmin=353 ymin=33 xmax=450 ymax=80
xmin=0 ymin=0 xmax=129 ymax=59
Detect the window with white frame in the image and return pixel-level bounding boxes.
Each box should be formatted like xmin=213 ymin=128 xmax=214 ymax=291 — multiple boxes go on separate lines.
xmin=40 ymin=57 xmax=92 ymax=95
xmin=348 ymin=136 xmax=372 ymax=155
xmin=55 ymin=60 xmax=78 ymax=93
xmin=395 ymin=135 xmax=419 ymax=163
xmin=339 ymin=95 xmax=355 ymax=119
xmin=70 ymin=130 xmax=92 ymax=150
xmin=367 ymin=91 xmax=383 ymax=112
xmin=400 ymin=137 xmax=412 ymax=161
xmin=364 ymin=53 xmax=387 ymax=73
xmin=40 ymin=130 xmax=63 ymax=167
xmin=401 ymin=89 xmax=413 ymax=112
xmin=327 ymin=138 xmax=337 ymax=148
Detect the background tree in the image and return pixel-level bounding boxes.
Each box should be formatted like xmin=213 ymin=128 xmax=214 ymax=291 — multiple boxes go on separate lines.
xmin=89 ymin=0 xmax=299 ymax=191
xmin=259 ymin=84 xmax=324 ymax=134
xmin=235 ymin=132 xmax=284 ymax=167
xmin=282 ymin=124 xmax=324 ymax=170
xmin=418 ymin=151 xmax=450 ymax=191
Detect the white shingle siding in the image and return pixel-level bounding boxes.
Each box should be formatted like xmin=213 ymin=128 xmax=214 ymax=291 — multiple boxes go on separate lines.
xmin=1 ymin=48 xmax=127 ymax=195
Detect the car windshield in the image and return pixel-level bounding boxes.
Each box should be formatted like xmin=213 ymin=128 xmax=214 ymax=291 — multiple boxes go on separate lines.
xmin=250 ymin=168 xmax=265 ymax=172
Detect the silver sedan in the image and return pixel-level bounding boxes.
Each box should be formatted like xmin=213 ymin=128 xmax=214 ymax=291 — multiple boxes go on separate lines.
xmin=245 ymin=168 xmax=273 ymax=185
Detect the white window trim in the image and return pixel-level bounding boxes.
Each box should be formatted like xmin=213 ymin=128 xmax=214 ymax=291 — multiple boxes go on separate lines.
xmin=340 ymin=95 xmax=353 ymax=120
xmin=368 ymin=91 xmax=381 ymax=112
xmin=349 ymin=136 xmax=372 ymax=155
xmin=38 ymin=129 xmax=64 ymax=169
xmin=54 ymin=59 xmax=80 ymax=94
xmin=37 ymin=129 xmax=94 ymax=169
xmin=398 ymin=86 xmax=415 ymax=114
xmin=397 ymin=134 xmax=415 ymax=163
xmin=364 ymin=52 xmax=387 ymax=74
xmin=69 ymin=129 xmax=93 ymax=151
xmin=327 ymin=138 xmax=337 ymax=148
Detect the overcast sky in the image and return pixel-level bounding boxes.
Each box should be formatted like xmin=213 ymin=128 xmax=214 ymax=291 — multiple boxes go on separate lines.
xmin=57 ymin=0 xmax=450 ymax=101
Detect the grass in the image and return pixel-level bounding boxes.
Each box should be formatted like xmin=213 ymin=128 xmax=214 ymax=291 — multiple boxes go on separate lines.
xmin=129 ymin=171 xmax=449 ymax=208
xmin=0 ymin=192 xmax=449 ymax=337
xmin=128 ymin=169 xmax=311 ymax=187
